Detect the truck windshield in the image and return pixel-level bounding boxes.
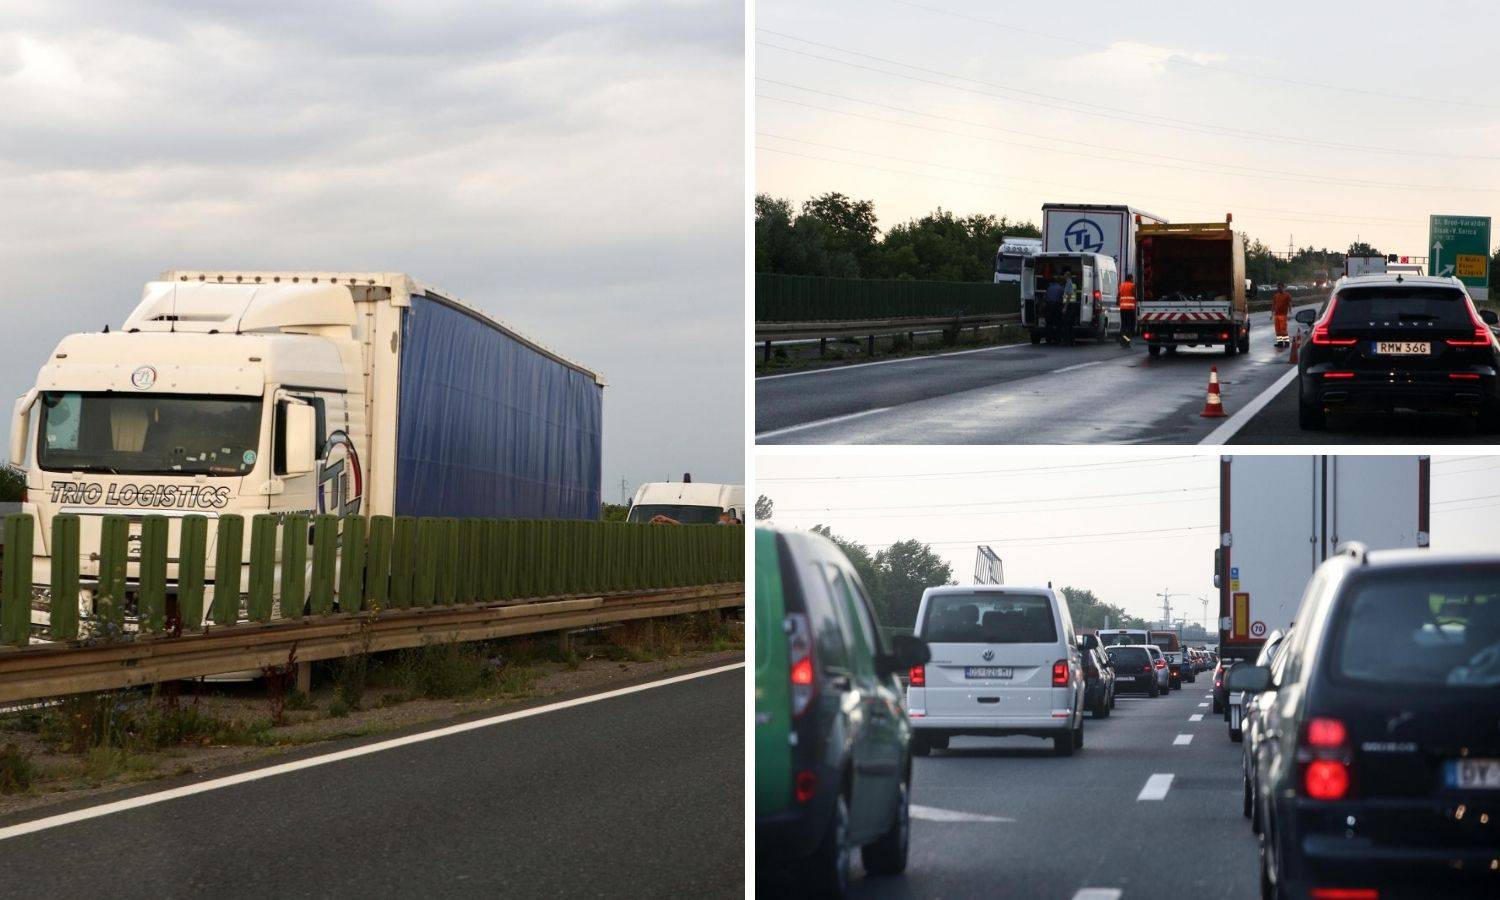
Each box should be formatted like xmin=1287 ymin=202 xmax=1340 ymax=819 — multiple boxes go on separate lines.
xmin=38 ymin=392 xmax=262 ymax=477
xmin=1097 ymin=632 xmax=1144 ymax=647
xmin=626 ymin=503 xmax=725 ymax=525
xmin=995 ymin=254 xmax=1023 ymax=277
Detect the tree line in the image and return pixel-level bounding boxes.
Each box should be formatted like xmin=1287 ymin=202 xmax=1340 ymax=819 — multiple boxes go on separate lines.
xmin=759 ymin=192 xmax=1498 ymax=289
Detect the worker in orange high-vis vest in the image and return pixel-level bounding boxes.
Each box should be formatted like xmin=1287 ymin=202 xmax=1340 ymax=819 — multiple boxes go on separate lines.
xmin=1272 ymin=282 xmax=1292 ymax=349
xmin=1117 ymin=273 xmax=1137 ymax=347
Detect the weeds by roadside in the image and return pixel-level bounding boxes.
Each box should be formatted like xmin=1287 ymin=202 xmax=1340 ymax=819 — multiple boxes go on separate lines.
xmin=0 ymin=743 xmax=34 ymax=794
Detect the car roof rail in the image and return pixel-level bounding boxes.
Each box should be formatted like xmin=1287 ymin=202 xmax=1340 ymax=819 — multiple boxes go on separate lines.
xmin=1333 ymin=541 xmax=1368 ymax=565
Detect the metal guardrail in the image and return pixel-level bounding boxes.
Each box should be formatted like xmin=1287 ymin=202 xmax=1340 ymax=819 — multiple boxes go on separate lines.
xmin=0 ymin=583 xmax=742 ymax=703
xmin=755 ymin=312 xmax=1021 ymax=359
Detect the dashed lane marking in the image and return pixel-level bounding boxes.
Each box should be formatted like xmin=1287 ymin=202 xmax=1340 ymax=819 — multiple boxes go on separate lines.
xmin=1174 ymin=734 xmax=1193 ymax=746
xmin=1190 ymin=713 xmax=1204 ymax=722
xmin=1137 ymin=773 xmax=1174 ymax=801
xmin=910 ymin=805 xmax=1015 ymax=823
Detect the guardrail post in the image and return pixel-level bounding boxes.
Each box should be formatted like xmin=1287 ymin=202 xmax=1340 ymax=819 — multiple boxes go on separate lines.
xmin=178 ymin=515 xmax=208 ymax=630
xmin=49 ymin=514 xmax=80 ymax=642
xmin=97 ymin=515 xmax=130 ymax=631
xmin=2 ymin=514 xmax=33 ymax=647
xmin=390 ymin=516 xmax=417 ymax=609
xmin=246 ymin=515 xmax=277 ymax=624
xmin=211 ymin=514 xmax=245 ymax=626
xmin=309 ymin=514 xmax=338 ymax=616
xmin=338 ymin=515 xmax=367 ymax=613
xmin=138 ymin=515 xmax=169 ymax=632
xmin=414 ymin=518 xmax=439 ymax=607
xmin=365 ymin=515 xmax=393 ymax=611
xmin=280 ymin=514 xmax=308 ymax=619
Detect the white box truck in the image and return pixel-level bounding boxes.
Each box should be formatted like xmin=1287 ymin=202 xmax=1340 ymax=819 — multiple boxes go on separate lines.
xmin=1215 ymin=456 xmax=1429 ymax=732
xmin=1345 ymin=255 xmax=1387 ymax=277
xmin=10 ymin=271 xmax=605 ymax=612
xmin=1041 ymin=203 xmax=1166 ymax=281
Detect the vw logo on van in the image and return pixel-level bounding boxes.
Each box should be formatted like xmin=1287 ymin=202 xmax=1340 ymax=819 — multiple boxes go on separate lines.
xmin=130 ymin=366 xmax=157 ymax=390
xmin=982 ymin=649 xmax=995 ymax=661
xmin=1063 ymin=219 xmax=1105 ymax=253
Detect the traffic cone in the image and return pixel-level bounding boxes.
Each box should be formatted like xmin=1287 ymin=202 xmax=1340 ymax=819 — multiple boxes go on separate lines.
xmin=1287 ymin=332 xmax=1301 ymax=365
xmin=1200 ymin=366 xmax=1227 ymax=418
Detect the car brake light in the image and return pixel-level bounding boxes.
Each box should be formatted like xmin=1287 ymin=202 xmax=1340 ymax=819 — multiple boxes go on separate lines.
xmin=1306 ymin=717 xmax=1347 ymax=747
xmin=1445 ymin=302 xmax=1492 ymax=347
xmin=1322 ymin=371 xmax=1355 ymax=379
xmin=909 ymin=665 xmax=925 ymax=687
xmin=785 ymin=613 xmax=816 ymax=718
xmin=1154 ymin=658 xmax=1166 ymax=670
xmin=795 ymin=770 xmax=817 ymax=803
xmin=1304 ymin=760 xmax=1350 ymax=800
xmin=1052 ymin=660 xmax=1068 ymax=686
xmin=1310 ymin=295 xmax=1357 ymax=345
xmin=1450 ymin=372 xmax=1481 ymax=380
xmin=1309 ymin=889 xmax=1378 ymax=900
xmin=1093 ymin=289 xmax=1101 ymax=301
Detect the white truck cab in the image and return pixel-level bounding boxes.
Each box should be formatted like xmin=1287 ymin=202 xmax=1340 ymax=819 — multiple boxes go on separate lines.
xmin=626 ymin=478 xmax=745 ymax=525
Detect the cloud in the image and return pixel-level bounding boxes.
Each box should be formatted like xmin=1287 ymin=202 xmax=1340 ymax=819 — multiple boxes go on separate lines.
xmin=0 ymin=0 xmax=745 ymax=492
xmin=1054 ymin=40 xmax=1232 ymax=83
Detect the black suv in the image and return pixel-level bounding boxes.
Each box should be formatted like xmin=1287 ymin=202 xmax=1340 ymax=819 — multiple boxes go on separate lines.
xmin=1231 ymin=544 xmax=1500 ymax=899
xmin=1295 ymin=274 xmax=1500 ymax=430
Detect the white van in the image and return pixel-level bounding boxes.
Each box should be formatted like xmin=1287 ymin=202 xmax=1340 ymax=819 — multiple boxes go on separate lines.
xmin=1020 ymin=251 xmax=1121 ymax=344
xmin=625 ymin=478 xmax=745 ymax=524
xmin=1095 ymin=628 xmax=1149 ymax=648
xmin=906 ymin=585 xmax=1087 ymax=757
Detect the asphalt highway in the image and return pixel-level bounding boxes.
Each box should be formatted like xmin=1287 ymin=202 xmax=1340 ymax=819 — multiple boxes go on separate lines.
xmin=847 ymin=677 xmax=1257 ymax=900
xmin=0 ymin=663 xmax=744 ymax=899
xmin=756 ymin=306 xmax=1316 ymax=445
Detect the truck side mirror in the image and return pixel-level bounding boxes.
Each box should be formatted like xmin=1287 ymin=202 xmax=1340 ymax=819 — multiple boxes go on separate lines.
xmin=10 ymin=390 xmax=36 ymax=468
xmin=283 ymin=402 xmax=317 ymax=476
xmin=1213 ymin=547 xmax=1222 ymax=588
xmin=1294 ymin=308 xmax=1318 ymax=325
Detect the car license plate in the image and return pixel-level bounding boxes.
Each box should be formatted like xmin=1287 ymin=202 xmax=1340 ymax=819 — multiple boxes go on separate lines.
xmin=1446 ymin=758 xmax=1500 ymax=789
xmin=1375 ymin=341 xmax=1429 ymax=355
xmin=965 ymin=666 xmax=1012 ymax=679
xmin=1173 ymin=332 xmax=1196 ymax=340
xmin=1116 ymin=675 xmax=1134 ymax=682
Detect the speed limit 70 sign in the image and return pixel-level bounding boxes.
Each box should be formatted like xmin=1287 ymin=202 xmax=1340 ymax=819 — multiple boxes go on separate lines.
xmin=1250 ymin=621 xmax=1267 ymax=638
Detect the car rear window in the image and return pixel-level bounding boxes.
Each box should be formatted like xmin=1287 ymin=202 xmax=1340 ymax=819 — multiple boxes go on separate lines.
xmin=920 ymin=592 xmax=1058 ymax=644
xmin=1107 ymin=647 xmax=1149 ymax=666
xmin=1098 ymin=632 xmax=1144 ymax=647
xmin=1329 ymin=286 xmax=1473 ymax=328
xmin=1332 ymin=569 xmax=1500 ymax=687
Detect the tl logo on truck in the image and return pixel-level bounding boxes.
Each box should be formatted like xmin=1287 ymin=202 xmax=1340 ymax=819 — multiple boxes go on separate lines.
xmin=1063 ymin=219 xmax=1105 ymax=254
xmin=317 ymin=431 xmax=363 ymax=517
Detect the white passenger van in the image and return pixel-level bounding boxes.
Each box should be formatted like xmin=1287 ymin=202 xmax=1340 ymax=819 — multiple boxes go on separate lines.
xmin=906 ymin=585 xmax=1087 ymax=757
xmin=1020 ymin=251 xmax=1121 ymax=344
xmin=1095 ymin=628 xmax=1150 ymax=648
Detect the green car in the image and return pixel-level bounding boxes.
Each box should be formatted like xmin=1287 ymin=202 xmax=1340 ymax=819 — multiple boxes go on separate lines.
xmin=755 ymin=526 xmax=930 ymax=897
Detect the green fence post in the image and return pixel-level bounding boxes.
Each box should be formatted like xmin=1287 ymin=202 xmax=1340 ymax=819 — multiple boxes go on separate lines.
xmin=437 ymin=518 xmax=460 ymax=605
xmin=137 ymin=515 xmax=169 ymax=632
xmin=339 ymin=515 xmax=367 ymax=613
xmin=309 ymin=515 xmax=339 ymax=616
xmin=390 ymin=517 xmax=417 ymax=609
xmin=245 ymin=515 xmax=277 ymax=624
xmin=1 ymin=514 xmax=33 ymax=647
xmin=497 ymin=520 xmax=517 ymax=600
xmin=732 ymin=525 xmax=745 ymax=582
xmin=49 ymin=514 xmax=80 ymax=642
xmin=94 ymin=514 xmax=130 ymax=631
xmin=459 ymin=519 xmax=481 ymax=603
xmin=280 ymin=514 xmax=308 ymax=620
xmin=210 ymin=515 xmax=245 ymax=626
xmin=365 ymin=515 xmax=393 ymax=611
xmin=178 ymin=515 xmax=208 ymax=629
xmin=414 ymin=518 xmax=439 ymax=607
xmin=481 ymin=519 xmax=500 ymax=601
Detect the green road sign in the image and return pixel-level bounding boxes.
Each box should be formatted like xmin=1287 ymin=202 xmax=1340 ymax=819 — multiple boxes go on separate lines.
xmin=1429 ymin=214 xmax=1491 ymax=300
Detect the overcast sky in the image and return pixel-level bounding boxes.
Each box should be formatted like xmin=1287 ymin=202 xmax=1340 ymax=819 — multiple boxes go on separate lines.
xmin=758 ymin=452 xmax=1500 ymax=629
xmin=0 ymin=0 xmax=744 ymax=501
xmin=756 ymin=0 xmax=1500 ymax=258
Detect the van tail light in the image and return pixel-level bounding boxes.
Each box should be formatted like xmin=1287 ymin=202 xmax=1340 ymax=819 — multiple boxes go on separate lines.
xmin=1299 ymin=716 xmax=1353 ymax=800
xmin=909 ymin=665 xmax=925 ymax=687
xmin=1052 ymin=660 xmax=1068 ymax=686
xmin=795 ymin=770 xmax=817 ymax=803
xmin=786 ymin=613 xmax=816 ymax=718
xmin=1446 ymin=303 xmax=1492 ymax=347
xmin=1311 ymin=295 xmax=1356 ymax=345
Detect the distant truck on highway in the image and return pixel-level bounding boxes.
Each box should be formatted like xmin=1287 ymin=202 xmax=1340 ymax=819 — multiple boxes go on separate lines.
xmin=626 ymin=477 xmax=745 ymax=524
xmin=1041 ymin=204 xmax=1165 ymax=282
xmin=1135 ymin=217 xmax=1250 ymax=356
xmin=992 ymin=236 xmax=1042 ymax=287
xmin=10 ymin=271 xmax=605 ymax=618
xmin=1344 ymin=254 xmax=1387 ymax=277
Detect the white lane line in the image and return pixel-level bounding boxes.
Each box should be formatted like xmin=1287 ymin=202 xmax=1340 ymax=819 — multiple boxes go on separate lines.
xmin=756 ymin=340 xmax=1033 ymax=381
xmin=1174 ymin=734 xmax=1194 ymax=746
xmin=0 ymin=662 xmax=745 ymax=842
xmin=1199 ymin=363 xmax=1297 ymax=445
xmin=1197 ymin=702 xmax=1209 ymax=708
xmin=755 ymin=406 xmax=892 ymax=440
xmin=1073 ymin=889 xmax=1123 ymax=900
xmin=1053 ymin=360 xmax=1106 ymax=374
xmin=1190 ymin=713 xmax=1204 ymax=722
xmin=1137 ymin=773 xmax=1175 ymax=801
xmin=910 ymin=805 xmax=1015 ymax=823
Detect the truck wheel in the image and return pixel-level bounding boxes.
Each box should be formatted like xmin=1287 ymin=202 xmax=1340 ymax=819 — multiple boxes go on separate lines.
xmin=1239 ymin=327 xmax=1251 ymax=353
xmin=1224 ymin=337 xmax=1237 ymax=356
xmin=1165 ymin=345 xmax=1178 ymax=356
xmin=860 ymin=778 xmax=910 ymax=877
xmin=1298 ymin=384 xmax=1326 ymax=431
xmin=1147 ymin=345 xmax=1161 ymax=357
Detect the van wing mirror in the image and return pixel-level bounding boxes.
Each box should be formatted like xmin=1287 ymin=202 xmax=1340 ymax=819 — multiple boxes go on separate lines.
xmin=10 ymin=390 xmax=37 ymax=468
xmin=1294 ymin=308 xmax=1318 ymax=325
xmin=283 ymin=402 xmax=317 ymax=476
xmin=1226 ymin=664 xmax=1273 ymax=693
